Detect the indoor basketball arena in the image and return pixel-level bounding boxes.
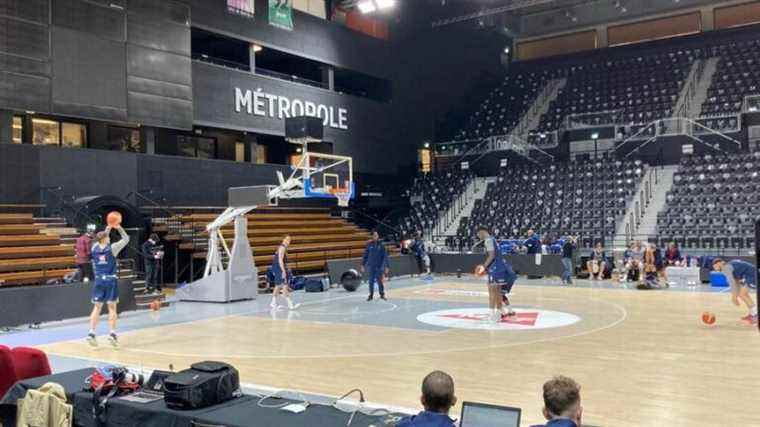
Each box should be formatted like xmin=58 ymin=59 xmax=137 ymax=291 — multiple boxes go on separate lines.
xmin=2 ymin=1 xmax=760 ymax=426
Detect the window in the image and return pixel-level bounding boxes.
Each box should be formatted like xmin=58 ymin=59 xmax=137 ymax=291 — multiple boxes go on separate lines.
xmin=177 ymin=135 xmax=216 ymax=159
xmin=107 ymin=126 xmax=142 ymax=152
xmin=419 ymin=148 xmax=431 ymax=173
xmin=12 ymin=117 xmax=22 ymax=144
xmin=32 ymin=119 xmax=60 ymax=146
xmin=255 ymin=144 xmax=267 ymax=164
xmin=235 ymin=142 xmax=246 ymax=162
xmin=62 ymin=123 xmax=86 ymax=148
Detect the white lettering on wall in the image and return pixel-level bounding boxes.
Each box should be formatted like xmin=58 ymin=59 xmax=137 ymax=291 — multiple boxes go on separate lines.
xmin=233 ymin=87 xmax=349 ymax=130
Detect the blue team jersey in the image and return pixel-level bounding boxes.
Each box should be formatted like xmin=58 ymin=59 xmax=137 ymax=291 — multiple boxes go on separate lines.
xmin=271 ymin=245 xmax=288 ymax=275
xmin=487 ymin=237 xmax=508 ymax=274
xmin=729 ymin=260 xmax=756 ymax=280
xmin=91 ymin=243 xmax=117 ymax=278
xmin=412 ymin=239 xmax=427 ymax=258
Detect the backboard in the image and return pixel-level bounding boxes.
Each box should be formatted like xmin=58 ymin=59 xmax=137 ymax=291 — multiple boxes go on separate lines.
xmin=272 ymin=150 xmax=354 ymax=206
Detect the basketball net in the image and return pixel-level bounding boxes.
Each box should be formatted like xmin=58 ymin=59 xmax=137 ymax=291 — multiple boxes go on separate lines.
xmin=330 ymin=187 xmax=351 ymax=207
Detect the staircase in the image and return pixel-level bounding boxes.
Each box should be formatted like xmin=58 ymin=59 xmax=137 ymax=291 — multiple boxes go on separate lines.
xmin=441 ymin=176 xmax=491 ymax=237
xmin=686 ymin=57 xmax=719 ymax=118
xmin=613 ymin=165 xmax=678 ymax=247
xmin=635 ymin=165 xmax=678 ymax=237
xmin=511 ymin=78 xmax=567 ymax=137
xmin=432 ymin=177 xmax=484 ymax=243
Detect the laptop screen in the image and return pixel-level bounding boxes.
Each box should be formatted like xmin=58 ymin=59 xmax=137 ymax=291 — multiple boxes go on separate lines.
xmin=460 ymin=401 xmax=521 ymax=427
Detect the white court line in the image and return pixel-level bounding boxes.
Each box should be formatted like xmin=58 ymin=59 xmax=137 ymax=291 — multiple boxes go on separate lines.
xmin=114 ymin=296 xmax=629 ymax=360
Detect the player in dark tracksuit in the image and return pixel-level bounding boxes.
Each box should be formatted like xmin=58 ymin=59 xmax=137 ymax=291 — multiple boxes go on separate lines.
xmin=410 ymin=233 xmax=432 ymax=278
xmin=713 ymin=258 xmax=758 ymax=325
xmin=87 ymin=225 xmax=129 ymax=347
xmin=270 ymin=235 xmax=299 ymax=311
xmin=362 ymin=231 xmax=389 ymax=301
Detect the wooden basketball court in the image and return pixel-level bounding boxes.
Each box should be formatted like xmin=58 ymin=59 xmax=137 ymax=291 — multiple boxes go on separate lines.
xmin=34 ymin=278 xmax=760 ymax=427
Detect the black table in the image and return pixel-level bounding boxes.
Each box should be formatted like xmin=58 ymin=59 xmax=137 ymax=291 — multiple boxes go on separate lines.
xmin=2 ymin=369 xmax=403 ymax=427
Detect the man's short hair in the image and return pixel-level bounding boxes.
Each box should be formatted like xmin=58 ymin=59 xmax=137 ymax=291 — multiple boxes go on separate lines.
xmin=712 ymin=258 xmax=724 ymax=266
xmin=421 ymin=371 xmax=455 ymax=413
xmin=543 ymin=376 xmax=580 ymax=417
xmin=95 ymin=231 xmax=109 ymax=241
xmin=476 ymin=226 xmax=490 ymax=233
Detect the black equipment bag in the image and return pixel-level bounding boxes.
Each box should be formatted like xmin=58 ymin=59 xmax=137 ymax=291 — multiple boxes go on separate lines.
xmin=163 ymin=361 xmax=240 ymax=409
xmin=304 ymin=278 xmax=325 ymax=292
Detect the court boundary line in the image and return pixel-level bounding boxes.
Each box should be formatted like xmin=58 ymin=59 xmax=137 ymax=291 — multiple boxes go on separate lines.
xmin=84 ymin=295 xmax=628 ymax=360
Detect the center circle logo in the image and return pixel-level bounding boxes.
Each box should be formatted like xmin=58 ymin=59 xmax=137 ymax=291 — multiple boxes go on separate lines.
xmin=417 ymin=308 xmax=581 ymax=331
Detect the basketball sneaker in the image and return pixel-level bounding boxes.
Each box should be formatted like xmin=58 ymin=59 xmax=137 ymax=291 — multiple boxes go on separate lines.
xmin=86 ymin=333 xmax=98 ymax=347
xmin=380 ymin=295 xmax=387 ymax=301
xmin=367 ymin=295 xmax=373 ymax=301
xmin=741 ymin=314 xmax=758 ymax=325
xmin=108 ymin=333 xmax=119 ymax=347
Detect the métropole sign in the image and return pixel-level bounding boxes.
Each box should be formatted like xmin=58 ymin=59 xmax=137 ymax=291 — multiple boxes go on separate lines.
xmin=234 ymin=87 xmax=348 ymax=130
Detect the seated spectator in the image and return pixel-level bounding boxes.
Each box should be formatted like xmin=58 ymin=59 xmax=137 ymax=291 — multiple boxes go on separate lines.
xmin=627 ymin=241 xmax=644 ymax=283
xmin=397 ymin=371 xmax=457 ymax=427
xmin=586 ymin=242 xmax=609 ymax=280
xmin=664 ymin=242 xmax=683 ymax=266
xmin=535 ymin=376 xmax=583 ymax=427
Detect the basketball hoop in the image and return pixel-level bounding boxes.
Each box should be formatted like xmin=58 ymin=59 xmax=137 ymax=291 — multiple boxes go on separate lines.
xmin=332 ymin=189 xmax=351 ymax=207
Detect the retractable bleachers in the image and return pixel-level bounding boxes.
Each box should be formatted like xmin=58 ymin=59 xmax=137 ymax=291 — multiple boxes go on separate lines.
xmin=161 ymin=208 xmax=397 ymax=281
xmin=0 ymin=213 xmax=76 ymax=286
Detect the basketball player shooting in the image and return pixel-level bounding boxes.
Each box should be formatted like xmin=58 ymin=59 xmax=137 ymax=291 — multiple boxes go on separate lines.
xmin=270 ymin=235 xmax=300 ymax=311
xmin=712 ymin=258 xmax=758 ymax=326
xmin=476 ymin=226 xmax=517 ymax=322
xmin=87 ymin=225 xmax=129 ymax=347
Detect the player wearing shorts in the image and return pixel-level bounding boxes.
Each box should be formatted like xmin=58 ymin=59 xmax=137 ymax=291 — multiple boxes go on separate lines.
xmin=87 ymin=225 xmax=129 ymax=347
xmin=270 ymin=235 xmax=299 ymax=310
xmin=477 ymin=226 xmax=517 ymax=322
xmin=713 ymin=258 xmax=758 ymax=325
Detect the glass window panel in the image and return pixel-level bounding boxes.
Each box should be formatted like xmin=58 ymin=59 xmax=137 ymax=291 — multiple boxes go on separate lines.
xmin=255 ymin=144 xmax=267 ymax=164
xmin=107 ymin=126 xmax=142 ymax=152
xmin=196 ymin=137 xmax=215 ymax=159
xmin=61 ymin=122 xmax=86 ymax=148
xmin=32 ymin=118 xmax=60 ymax=146
xmin=235 ymin=142 xmax=245 ymax=162
xmin=177 ymin=135 xmax=196 ymax=157
xmin=12 ymin=116 xmax=22 ymax=144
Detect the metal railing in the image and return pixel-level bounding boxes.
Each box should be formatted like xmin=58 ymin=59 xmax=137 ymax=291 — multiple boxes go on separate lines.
xmin=565 ymin=109 xmax=624 ymax=129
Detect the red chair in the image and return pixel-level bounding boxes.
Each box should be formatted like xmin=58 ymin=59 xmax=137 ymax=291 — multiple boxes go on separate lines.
xmin=10 ymin=347 xmax=52 ymax=380
xmin=0 ymin=344 xmax=19 ymax=399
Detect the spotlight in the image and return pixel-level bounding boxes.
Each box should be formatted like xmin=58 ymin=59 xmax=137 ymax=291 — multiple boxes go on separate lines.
xmin=252 ymin=44 xmax=262 ymax=53
xmin=357 ymin=0 xmax=376 ymax=13
xmin=504 ymin=46 xmax=510 ymax=54
xmin=423 ymin=142 xmax=430 ymax=148
xmin=591 ymin=132 xmax=600 ymax=140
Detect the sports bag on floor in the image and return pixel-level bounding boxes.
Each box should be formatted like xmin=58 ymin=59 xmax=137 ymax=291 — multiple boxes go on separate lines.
xmin=163 ymin=361 xmax=240 ymax=409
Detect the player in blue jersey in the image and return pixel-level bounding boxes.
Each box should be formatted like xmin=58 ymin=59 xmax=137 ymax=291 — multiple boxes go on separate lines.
xmin=362 ymin=230 xmax=389 ymax=301
xmin=270 ymin=235 xmax=299 ymax=311
xmin=713 ymin=258 xmax=758 ymax=325
xmin=477 ymin=226 xmax=517 ymax=322
xmin=87 ymin=225 xmax=129 ymax=347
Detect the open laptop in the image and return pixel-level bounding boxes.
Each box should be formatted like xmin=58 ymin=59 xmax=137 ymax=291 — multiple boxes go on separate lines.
xmin=460 ymin=401 xmax=521 ymax=427
xmin=117 ymin=370 xmax=172 ymax=403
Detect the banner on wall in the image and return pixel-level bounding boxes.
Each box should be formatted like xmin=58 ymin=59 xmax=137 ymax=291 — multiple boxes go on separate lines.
xmin=269 ymin=0 xmax=294 ymax=31
xmin=227 ymin=0 xmax=254 ymax=17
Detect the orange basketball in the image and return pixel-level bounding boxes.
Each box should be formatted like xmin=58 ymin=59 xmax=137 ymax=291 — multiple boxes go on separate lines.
xmin=474 ymin=264 xmax=487 ymax=276
xmin=150 ymin=300 xmax=161 ymax=312
xmin=701 ymin=311 xmax=716 ymax=325
xmin=106 ymin=211 xmax=122 ymax=227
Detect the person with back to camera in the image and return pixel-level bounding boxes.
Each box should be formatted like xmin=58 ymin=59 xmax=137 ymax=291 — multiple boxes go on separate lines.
xmin=87 ymin=225 xmax=129 ymax=347
xmin=396 ymin=371 xmax=456 ymax=427
xmin=141 ymin=233 xmax=163 ymax=294
xmin=531 ymin=376 xmax=583 ymax=427
xmin=75 ymin=224 xmax=96 ymax=282
xmin=561 ymin=236 xmax=577 ymax=285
